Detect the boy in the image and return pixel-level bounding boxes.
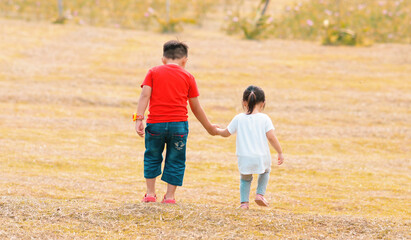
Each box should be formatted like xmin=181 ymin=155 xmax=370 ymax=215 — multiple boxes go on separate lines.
xmin=135 ymin=40 xmax=217 ymax=204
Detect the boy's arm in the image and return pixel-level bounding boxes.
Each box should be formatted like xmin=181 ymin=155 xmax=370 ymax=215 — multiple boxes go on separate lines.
xmin=135 ymin=85 xmax=152 ymax=137
xmin=189 ymin=97 xmax=217 ymax=136
xmin=266 ymin=129 xmax=284 ymax=165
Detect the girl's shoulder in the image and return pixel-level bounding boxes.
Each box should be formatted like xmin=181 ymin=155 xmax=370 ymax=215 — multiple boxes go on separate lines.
xmin=255 ymin=113 xmax=274 ymax=124
xmin=253 ymin=112 xmax=270 ymax=119
xmin=259 ymin=113 xmax=271 ymax=119
xmin=233 ymin=113 xmax=246 ymax=119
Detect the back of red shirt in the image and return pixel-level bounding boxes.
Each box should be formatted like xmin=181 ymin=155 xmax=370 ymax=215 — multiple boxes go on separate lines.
xmin=141 ymin=64 xmax=199 ymax=123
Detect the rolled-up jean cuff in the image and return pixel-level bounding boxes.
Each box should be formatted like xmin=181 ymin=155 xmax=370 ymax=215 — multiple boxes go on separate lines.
xmin=161 ymin=174 xmax=183 ymax=186
xmin=144 ymin=173 xmax=161 ymax=179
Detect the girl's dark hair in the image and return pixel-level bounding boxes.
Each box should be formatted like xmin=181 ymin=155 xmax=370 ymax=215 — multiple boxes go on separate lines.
xmin=243 ymin=85 xmax=265 ymax=114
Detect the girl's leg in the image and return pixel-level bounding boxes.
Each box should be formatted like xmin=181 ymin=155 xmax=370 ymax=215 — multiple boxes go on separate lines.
xmin=256 ymin=172 xmax=270 ymax=196
xmin=255 ymin=172 xmax=270 ymax=206
xmin=240 ymin=174 xmax=253 ymax=203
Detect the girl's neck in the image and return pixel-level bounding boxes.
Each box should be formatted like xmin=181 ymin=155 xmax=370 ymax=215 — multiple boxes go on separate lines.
xmin=245 ymin=102 xmax=264 ymax=114
xmin=250 ymin=108 xmax=261 ymax=114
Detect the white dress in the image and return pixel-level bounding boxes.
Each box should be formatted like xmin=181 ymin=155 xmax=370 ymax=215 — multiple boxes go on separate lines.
xmin=227 ymin=113 xmax=275 ymax=174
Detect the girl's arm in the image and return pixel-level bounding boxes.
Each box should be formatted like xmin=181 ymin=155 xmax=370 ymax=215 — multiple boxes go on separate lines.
xmin=217 ymin=128 xmax=231 ymax=137
xmin=266 ymin=129 xmax=284 ymax=165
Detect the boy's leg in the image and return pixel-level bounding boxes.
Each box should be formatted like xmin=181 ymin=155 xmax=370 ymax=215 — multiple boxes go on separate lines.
xmin=165 ymin=183 xmax=177 ymax=200
xmin=162 ymin=122 xmax=188 ymax=197
xmin=146 ymin=178 xmax=156 ymax=197
xmin=144 ymin=123 xmax=166 ymax=197
xmin=256 ymin=171 xmax=270 ymax=196
xmin=240 ymin=174 xmax=253 ymax=203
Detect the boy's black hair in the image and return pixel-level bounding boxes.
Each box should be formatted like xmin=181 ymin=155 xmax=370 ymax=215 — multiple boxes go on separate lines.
xmin=163 ymin=40 xmax=188 ymax=60
xmin=243 ymin=85 xmax=265 ymax=114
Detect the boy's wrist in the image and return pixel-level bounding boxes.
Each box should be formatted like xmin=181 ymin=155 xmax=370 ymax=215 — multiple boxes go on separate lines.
xmin=133 ymin=113 xmax=145 ymax=121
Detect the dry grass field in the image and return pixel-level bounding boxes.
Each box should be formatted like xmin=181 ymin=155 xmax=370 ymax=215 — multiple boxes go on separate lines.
xmin=0 ymin=18 xmax=410 ymax=239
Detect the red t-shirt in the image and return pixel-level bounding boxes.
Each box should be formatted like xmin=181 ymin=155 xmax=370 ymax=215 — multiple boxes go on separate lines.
xmin=141 ymin=64 xmax=199 ymax=123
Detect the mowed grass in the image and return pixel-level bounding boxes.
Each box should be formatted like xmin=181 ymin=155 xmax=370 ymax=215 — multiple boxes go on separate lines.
xmin=0 ymin=18 xmax=410 ymax=239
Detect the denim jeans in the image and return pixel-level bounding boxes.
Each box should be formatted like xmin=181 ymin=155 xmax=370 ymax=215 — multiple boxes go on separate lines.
xmin=144 ymin=121 xmax=189 ymax=186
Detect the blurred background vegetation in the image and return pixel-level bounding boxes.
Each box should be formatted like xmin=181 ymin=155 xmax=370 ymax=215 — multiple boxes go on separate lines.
xmin=0 ymin=0 xmax=410 ymax=44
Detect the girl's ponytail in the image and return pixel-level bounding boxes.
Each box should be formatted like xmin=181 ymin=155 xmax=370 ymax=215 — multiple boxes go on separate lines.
xmin=247 ymin=91 xmax=257 ymax=114
xmin=242 ymin=85 xmax=265 ymax=115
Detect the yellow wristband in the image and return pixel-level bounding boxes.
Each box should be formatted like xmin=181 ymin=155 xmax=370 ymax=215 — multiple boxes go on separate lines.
xmin=133 ymin=113 xmax=144 ymax=121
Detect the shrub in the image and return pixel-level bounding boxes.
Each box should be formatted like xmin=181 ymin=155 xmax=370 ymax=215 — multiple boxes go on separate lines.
xmin=0 ymin=0 xmax=216 ymax=31
xmin=322 ymin=26 xmax=366 ymax=46
xmin=223 ymin=0 xmax=273 ymax=40
xmin=271 ymin=0 xmax=411 ymax=44
xmin=143 ymin=6 xmax=196 ymax=33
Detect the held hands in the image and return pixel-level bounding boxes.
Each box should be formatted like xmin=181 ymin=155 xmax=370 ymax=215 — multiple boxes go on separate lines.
xmin=277 ymin=153 xmax=284 ymax=165
xmin=216 ymin=127 xmax=226 ymax=136
xmin=215 ymin=127 xmax=231 ymax=138
xmin=216 ymin=127 xmax=223 ymax=136
xmin=135 ymin=120 xmax=145 ymax=137
xmin=207 ymin=124 xmax=220 ymax=136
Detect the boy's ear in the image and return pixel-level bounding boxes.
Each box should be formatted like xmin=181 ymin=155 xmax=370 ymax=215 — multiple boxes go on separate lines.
xmin=181 ymin=57 xmax=188 ymax=66
xmin=162 ymin=57 xmax=167 ymax=65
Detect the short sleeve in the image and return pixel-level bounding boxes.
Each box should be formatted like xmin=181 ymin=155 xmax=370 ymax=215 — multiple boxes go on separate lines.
xmin=188 ymin=75 xmax=200 ymax=98
xmin=141 ymin=69 xmax=153 ymax=88
xmin=227 ymin=115 xmax=239 ymax=134
xmin=265 ymin=115 xmax=275 ymax=132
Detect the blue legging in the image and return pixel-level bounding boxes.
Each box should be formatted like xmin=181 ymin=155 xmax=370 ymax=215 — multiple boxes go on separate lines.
xmin=240 ymin=172 xmax=270 ymax=203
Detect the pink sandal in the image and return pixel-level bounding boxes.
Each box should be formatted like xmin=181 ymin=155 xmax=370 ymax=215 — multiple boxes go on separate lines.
xmin=255 ymin=194 xmax=269 ymax=207
xmin=161 ymin=195 xmax=176 ymax=204
xmin=142 ymin=194 xmax=156 ymax=203
xmin=239 ymin=202 xmax=249 ymax=210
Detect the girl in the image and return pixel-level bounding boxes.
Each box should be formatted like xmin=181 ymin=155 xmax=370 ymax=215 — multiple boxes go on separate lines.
xmin=216 ymin=85 xmax=284 ymax=209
